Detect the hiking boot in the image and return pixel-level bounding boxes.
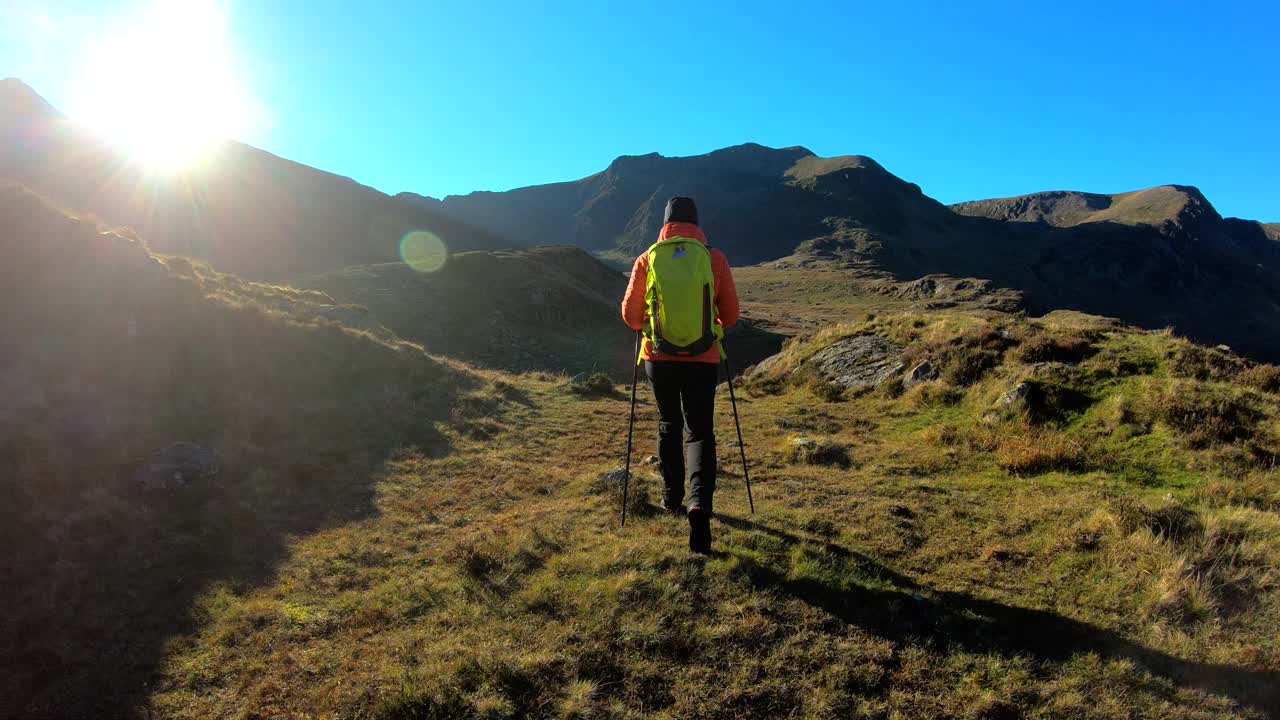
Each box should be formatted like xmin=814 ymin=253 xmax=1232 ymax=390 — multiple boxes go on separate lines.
xmin=687 ymin=506 xmax=712 ymax=554
xmin=661 ymin=486 xmax=684 ymax=515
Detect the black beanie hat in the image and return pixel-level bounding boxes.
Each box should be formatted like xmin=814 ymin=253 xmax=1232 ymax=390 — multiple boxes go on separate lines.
xmin=663 ymin=196 xmax=698 ymax=225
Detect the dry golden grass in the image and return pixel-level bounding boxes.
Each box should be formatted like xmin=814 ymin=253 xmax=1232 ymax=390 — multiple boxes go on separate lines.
xmin=139 ymin=311 xmax=1280 ymax=719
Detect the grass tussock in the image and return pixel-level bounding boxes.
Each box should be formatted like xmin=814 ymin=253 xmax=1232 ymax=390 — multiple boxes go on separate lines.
xmin=994 ymin=429 xmax=1095 ymax=476
xmin=1239 ymin=364 xmax=1280 ymax=395
xmin=1010 ymin=331 xmax=1099 ymax=365
xmin=1195 ymin=471 xmax=1280 ymax=512
xmin=569 ymin=371 xmax=619 ymax=397
xmin=1134 ymin=379 xmax=1270 ymax=448
xmin=902 ymin=380 xmax=964 ymax=408
xmin=782 ymin=437 xmax=853 ymax=467
xmin=899 ymin=322 xmax=1017 ymax=386
xmin=1166 ymin=340 xmax=1248 ymax=382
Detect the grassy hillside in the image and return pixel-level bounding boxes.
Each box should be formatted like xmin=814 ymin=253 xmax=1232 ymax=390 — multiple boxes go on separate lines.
xmin=0 ymin=183 xmax=516 ymax=717
xmin=4 ymin=181 xmax=1280 ymax=719
xmin=147 ymin=311 xmax=1280 ymax=718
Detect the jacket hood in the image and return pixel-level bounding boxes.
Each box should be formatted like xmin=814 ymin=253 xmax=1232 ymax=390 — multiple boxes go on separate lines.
xmin=658 ymin=222 xmax=706 ymax=243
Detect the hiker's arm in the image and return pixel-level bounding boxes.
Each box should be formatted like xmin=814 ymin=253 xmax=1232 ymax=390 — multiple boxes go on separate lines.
xmin=713 ymin=250 xmax=740 ymax=328
xmin=621 ymin=254 xmax=647 ymax=330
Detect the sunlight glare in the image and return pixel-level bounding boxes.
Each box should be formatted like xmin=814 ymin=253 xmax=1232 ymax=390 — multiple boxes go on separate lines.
xmin=70 ymin=1 xmax=256 ymax=172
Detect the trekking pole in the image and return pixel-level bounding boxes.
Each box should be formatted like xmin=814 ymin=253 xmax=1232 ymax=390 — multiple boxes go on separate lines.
xmin=722 ymin=354 xmax=755 ymax=514
xmin=621 ymin=331 xmax=640 ymax=527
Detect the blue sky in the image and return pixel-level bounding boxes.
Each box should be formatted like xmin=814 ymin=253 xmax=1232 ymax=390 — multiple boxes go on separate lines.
xmin=3 ymin=0 xmax=1278 ymax=219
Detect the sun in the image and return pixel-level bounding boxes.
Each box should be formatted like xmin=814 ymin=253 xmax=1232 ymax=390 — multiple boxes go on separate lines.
xmin=70 ymin=1 xmax=255 ymax=172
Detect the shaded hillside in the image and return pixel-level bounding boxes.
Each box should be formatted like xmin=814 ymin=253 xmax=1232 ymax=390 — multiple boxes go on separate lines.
xmin=303 ymin=246 xmax=633 ymax=374
xmin=421 ymin=143 xmax=1280 ymax=361
xmin=0 ymin=79 xmax=506 ymax=279
xmin=0 ymin=182 xmax=509 ymax=718
xmin=946 ymin=187 xmax=1280 ymax=359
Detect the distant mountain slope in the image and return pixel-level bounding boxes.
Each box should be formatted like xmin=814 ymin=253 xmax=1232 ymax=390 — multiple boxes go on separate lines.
xmin=0 ymin=79 xmax=507 ymax=278
xmin=949 ymin=185 xmax=1218 ymax=228
xmin=421 ymin=143 xmax=1280 ymax=360
xmin=402 ymin=143 xmax=944 ymax=265
xmin=302 ymin=246 xmax=633 ymax=374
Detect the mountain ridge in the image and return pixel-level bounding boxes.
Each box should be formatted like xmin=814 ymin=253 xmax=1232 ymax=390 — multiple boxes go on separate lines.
xmin=421 ymin=143 xmax=1280 ymax=361
xmin=0 ymin=81 xmax=508 ymax=278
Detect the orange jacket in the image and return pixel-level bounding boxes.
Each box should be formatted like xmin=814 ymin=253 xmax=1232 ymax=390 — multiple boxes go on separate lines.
xmin=621 ymin=222 xmax=740 ymax=363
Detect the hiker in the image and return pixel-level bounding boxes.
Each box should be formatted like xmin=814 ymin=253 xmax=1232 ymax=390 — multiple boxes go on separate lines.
xmin=621 ymin=196 xmax=739 ymax=553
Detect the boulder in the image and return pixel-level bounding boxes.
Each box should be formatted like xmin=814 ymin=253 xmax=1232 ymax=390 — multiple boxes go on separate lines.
xmin=998 ymin=382 xmax=1032 ymax=407
xmin=904 ymin=360 xmax=938 ymax=387
xmin=808 ymin=335 xmax=904 ymax=391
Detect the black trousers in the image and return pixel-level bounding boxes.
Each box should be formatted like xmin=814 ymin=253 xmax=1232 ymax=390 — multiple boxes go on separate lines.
xmin=645 ymin=360 xmax=718 ymax=513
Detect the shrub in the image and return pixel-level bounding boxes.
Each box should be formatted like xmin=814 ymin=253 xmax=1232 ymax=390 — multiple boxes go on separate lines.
xmin=1005 ymin=373 xmax=1097 ymax=427
xmin=1239 ymin=364 xmax=1280 ymax=394
xmin=1137 ymin=380 xmax=1264 ymax=448
xmin=900 ymin=324 xmax=1016 ymax=387
xmin=1166 ymin=342 xmax=1245 ymax=382
xmin=1011 ymin=333 xmax=1097 ymax=364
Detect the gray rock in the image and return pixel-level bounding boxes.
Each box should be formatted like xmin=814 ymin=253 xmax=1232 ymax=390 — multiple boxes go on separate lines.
xmin=998 ymin=382 xmax=1032 ymax=407
xmin=1027 ymin=361 xmax=1075 ymax=376
xmin=598 ymin=468 xmax=629 ymax=485
xmin=747 ymin=352 xmax=786 ymax=379
xmin=808 ymin=335 xmax=904 ymax=391
xmin=136 ymin=442 xmax=220 ymax=489
xmin=904 ymin=360 xmax=938 ymax=387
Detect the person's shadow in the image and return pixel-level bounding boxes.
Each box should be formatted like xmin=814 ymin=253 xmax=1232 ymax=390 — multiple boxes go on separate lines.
xmin=715 ymin=514 xmax=1279 ymax=717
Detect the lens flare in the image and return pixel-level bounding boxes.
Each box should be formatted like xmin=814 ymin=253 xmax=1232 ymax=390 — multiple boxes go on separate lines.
xmin=400 ymin=231 xmax=448 ymax=273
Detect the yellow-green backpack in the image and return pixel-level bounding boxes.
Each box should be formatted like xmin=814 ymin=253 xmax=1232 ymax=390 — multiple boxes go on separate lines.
xmin=642 ymin=236 xmax=723 ymax=360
